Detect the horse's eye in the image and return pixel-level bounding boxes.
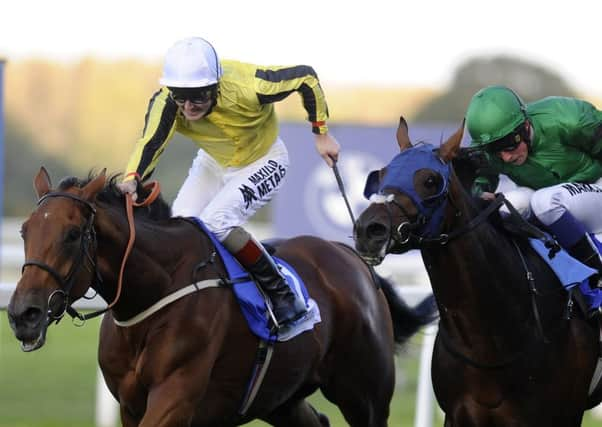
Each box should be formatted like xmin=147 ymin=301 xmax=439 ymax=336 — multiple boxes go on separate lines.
xmin=65 ymin=228 xmax=81 ymax=243
xmin=425 ymin=175 xmax=442 ymax=190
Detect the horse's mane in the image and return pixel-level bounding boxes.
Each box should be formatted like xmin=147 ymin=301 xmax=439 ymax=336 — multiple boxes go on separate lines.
xmin=445 ymin=155 xmax=537 ymax=239
xmin=57 ymin=171 xmax=172 ymax=221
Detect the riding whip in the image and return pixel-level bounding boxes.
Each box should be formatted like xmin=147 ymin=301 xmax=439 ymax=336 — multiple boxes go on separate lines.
xmin=330 ymin=156 xmax=356 ymax=226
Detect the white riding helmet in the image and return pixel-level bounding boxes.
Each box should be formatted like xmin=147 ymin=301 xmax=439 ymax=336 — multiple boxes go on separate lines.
xmin=159 ymin=37 xmax=223 ymax=88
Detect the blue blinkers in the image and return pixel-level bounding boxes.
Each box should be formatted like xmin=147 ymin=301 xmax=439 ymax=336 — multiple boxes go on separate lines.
xmin=363 ymin=144 xmax=451 ymax=237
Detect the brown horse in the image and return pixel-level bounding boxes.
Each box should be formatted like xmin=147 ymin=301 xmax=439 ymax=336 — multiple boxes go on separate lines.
xmin=7 ymin=167 xmax=436 ymax=427
xmin=354 ymin=118 xmax=602 ymax=426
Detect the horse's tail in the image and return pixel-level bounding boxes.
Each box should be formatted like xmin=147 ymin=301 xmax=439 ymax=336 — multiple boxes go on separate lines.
xmin=330 ymin=241 xmax=438 ymax=344
xmin=376 ymin=274 xmax=438 ymax=345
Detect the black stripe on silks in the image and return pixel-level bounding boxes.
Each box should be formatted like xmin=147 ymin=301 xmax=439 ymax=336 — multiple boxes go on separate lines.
xmin=299 ymin=83 xmax=317 ymax=122
xmin=137 ymin=98 xmax=178 ymax=177
xmin=141 ymin=90 xmax=162 ymax=136
xmin=255 ymin=65 xmax=316 ymax=82
xmin=257 ymin=90 xmax=295 ymax=105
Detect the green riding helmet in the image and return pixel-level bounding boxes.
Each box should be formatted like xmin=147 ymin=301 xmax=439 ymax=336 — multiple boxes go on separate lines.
xmin=466 ymin=85 xmax=528 ymax=147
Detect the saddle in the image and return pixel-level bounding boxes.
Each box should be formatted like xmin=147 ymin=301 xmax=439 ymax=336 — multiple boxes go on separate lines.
xmin=494 ymin=198 xmax=602 ymax=397
xmin=189 ymin=218 xmax=321 ymax=343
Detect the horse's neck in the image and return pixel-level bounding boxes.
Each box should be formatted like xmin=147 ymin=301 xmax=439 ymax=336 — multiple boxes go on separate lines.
xmin=423 ymin=230 xmax=517 ymax=301
xmin=424 ymin=206 xmax=529 ymax=347
xmin=431 ymin=189 xmax=519 ymax=305
xmin=94 ymin=214 xmax=219 ymax=320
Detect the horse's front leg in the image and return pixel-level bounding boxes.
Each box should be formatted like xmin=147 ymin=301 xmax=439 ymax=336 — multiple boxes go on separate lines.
xmin=138 ymin=373 xmax=209 ymax=427
xmin=135 ymin=326 xmax=228 ymax=427
xmin=120 ymin=405 xmax=142 ymax=427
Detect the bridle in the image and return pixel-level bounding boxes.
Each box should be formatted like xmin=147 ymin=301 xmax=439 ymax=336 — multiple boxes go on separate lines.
xmin=374 ymin=188 xmax=506 ymax=251
xmin=377 ymin=185 xmax=564 ymax=368
xmin=20 ymin=182 xmax=162 ymax=325
xmin=21 ymin=192 xmax=102 ymax=324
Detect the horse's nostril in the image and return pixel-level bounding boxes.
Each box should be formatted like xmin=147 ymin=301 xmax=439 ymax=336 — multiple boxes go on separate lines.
xmin=366 ymin=223 xmax=388 ymax=241
xmin=23 ymin=307 xmax=43 ymax=325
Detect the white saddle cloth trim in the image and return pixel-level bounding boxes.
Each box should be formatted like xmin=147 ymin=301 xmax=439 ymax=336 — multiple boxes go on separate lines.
xmin=276 ymin=298 xmax=321 ymax=342
xmin=113 ymin=279 xmax=222 ymax=327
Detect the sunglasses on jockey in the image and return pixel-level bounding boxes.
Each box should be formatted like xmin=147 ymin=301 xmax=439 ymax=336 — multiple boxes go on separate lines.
xmin=485 ymin=122 xmax=530 ymax=154
xmin=168 ymin=85 xmax=217 ymax=105
xmin=486 ymin=133 xmax=523 ymax=153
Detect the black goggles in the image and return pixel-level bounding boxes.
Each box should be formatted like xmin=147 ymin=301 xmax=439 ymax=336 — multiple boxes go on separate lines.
xmin=486 ymin=132 xmax=523 ymax=153
xmin=169 ymin=85 xmax=216 ymax=104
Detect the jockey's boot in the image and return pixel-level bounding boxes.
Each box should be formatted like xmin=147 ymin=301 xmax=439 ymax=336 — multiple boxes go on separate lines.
xmin=546 ymin=212 xmax=602 ymax=318
xmin=224 ymin=227 xmax=307 ymax=327
xmin=566 ymin=235 xmax=602 ymax=319
xmin=568 ymin=235 xmax=602 ymax=289
xmin=546 ymin=211 xmax=602 ymax=287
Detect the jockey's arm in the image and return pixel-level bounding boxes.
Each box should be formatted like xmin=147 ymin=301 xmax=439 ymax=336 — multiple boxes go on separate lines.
xmin=559 ymin=99 xmax=602 ymax=157
xmin=123 ymin=88 xmax=178 ymax=184
xmin=254 ymin=65 xmax=340 ymax=166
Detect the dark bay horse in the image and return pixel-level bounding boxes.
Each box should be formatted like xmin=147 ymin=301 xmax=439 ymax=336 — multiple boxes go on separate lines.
xmin=354 ymin=118 xmax=602 ymax=426
xmin=8 ymin=167 xmax=436 ymax=427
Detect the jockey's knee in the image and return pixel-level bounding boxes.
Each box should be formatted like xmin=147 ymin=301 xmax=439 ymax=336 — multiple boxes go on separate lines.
xmin=530 ymin=186 xmax=569 ymax=225
xmin=499 ymin=187 xmax=534 ymax=219
xmin=200 ymin=215 xmax=236 ymax=242
xmin=222 ymin=226 xmax=252 ymax=252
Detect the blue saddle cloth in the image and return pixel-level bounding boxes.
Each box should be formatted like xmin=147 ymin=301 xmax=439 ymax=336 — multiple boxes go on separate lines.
xmin=191 ymin=219 xmax=316 ymax=343
xmin=529 ymin=235 xmax=602 ymax=312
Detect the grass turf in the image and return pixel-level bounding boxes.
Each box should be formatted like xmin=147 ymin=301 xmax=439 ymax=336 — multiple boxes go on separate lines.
xmin=1 ymin=313 xmax=600 ymax=426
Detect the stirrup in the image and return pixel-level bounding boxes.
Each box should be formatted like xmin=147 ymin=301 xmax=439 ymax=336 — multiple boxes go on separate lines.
xmin=271 ymin=296 xmax=307 ymax=329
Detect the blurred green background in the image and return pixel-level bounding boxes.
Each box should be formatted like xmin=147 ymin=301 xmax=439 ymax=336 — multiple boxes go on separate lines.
xmin=3 ymin=55 xmax=600 ymax=217
xmin=0 ymin=312 xmax=434 ymax=426
xmin=2 ymin=40 xmax=602 ymax=427
xmin=1 ymin=312 xmax=600 ymax=426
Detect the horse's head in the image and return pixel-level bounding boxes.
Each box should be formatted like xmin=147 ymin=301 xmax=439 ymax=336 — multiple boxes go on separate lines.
xmin=8 ymin=167 xmax=106 ymax=351
xmin=354 ymin=117 xmax=467 ymax=264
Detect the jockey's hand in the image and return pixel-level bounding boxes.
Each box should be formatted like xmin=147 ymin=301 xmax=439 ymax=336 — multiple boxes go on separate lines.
xmin=315 ymin=133 xmax=340 ymax=167
xmin=480 ymin=191 xmax=496 ymax=201
xmin=116 ymin=179 xmax=138 ymax=202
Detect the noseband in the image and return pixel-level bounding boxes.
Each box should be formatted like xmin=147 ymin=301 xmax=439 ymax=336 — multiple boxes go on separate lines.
xmin=21 ymin=192 xmax=101 ymax=324
xmin=369 ymin=193 xmax=426 ymax=249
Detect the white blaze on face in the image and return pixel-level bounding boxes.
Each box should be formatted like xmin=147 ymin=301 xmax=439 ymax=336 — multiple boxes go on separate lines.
xmin=369 ymin=194 xmax=394 ymax=204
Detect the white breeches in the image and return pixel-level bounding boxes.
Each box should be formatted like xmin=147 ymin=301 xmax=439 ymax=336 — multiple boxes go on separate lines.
xmin=172 ymin=138 xmax=289 ymax=241
xmin=500 ymin=178 xmax=602 ymax=234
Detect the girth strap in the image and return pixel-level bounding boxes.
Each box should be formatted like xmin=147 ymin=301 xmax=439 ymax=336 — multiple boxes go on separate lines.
xmin=113 ymin=279 xmax=223 ymax=327
xmin=238 ymin=340 xmax=275 ymax=416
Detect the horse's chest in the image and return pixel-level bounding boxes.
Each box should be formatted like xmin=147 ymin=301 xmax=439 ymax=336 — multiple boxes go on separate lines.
xmin=432 ymin=344 xmax=508 ymax=408
xmin=464 ymin=371 xmax=506 ymax=407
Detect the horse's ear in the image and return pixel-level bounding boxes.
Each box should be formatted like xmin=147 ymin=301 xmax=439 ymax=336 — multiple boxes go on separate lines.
xmin=439 ymin=119 xmax=465 ymax=162
xmin=396 ymin=116 xmax=412 ymax=151
xmin=81 ymin=168 xmax=107 ymax=201
xmin=34 ymin=166 xmax=52 ymax=199
xmin=363 ymin=167 xmax=386 ymax=199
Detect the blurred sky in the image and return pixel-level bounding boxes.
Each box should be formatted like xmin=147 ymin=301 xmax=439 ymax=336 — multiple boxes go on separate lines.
xmin=1 ymin=0 xmax=600 ymax=95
